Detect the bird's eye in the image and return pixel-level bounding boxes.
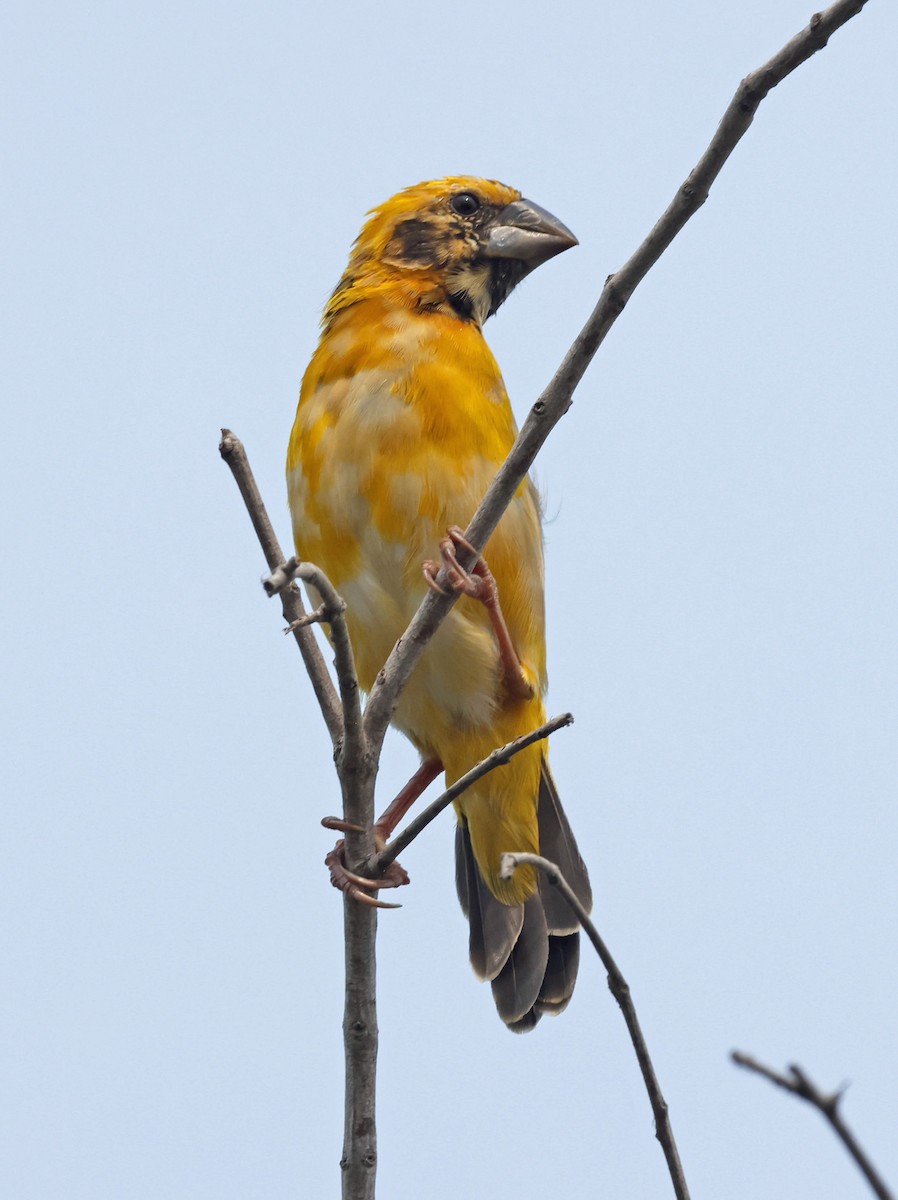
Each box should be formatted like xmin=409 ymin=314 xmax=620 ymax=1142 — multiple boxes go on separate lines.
xmin=450 ymin=192 xmax=481 ymax=217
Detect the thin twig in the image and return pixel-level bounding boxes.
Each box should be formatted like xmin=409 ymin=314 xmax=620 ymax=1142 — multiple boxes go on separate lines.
xmin=263 ymin=552 xmax=368 ymax=771
xmin=371 ymin=713 xmax=573 ymax=874
xmin=286 ymin=603 xmax=328 ymax=630
xmin=500 ymin=852 xmax=691 ymax=1200
xmin=732 ymin=1052 xmax=894 ymax=1200
xmin=361 ymin=0 xmax=871 ymax=760
xmin=219 ymin=429 xmax=343 ymax=746
xmin=290 ymin=560 xmax=364 ymax=768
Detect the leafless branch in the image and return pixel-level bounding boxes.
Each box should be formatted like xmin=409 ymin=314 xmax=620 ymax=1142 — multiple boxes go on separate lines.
xmin=224 ymin=6 xmax=872 ymax=1197
xmin=361 ymin=0 xmax=871 ymax=761
xmin=501 ymin=852 xmax=690 ymax=1200
xmin=219 ymin=429 xmax=343 ymax=746
xmin=220 ymin=431 xmax=376 ymax=1200
xmin=265 ymin=556 xmax=365 ymax=768
xmin=285 ymin=604 xmax=328 ymax=631
xmin=732 ymin=1052 xmax=894 ymax=1200
xmin=371 ymin=713 xmax=573 ymax=874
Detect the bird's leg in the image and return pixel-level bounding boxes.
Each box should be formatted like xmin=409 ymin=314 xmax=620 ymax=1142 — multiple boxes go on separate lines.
xmin=423 ymin=526 xmax=535 ymax=702
xmin=321 ymin=757 xmax=443 ymax=908
xmin=372 ymin=756 xmax=444 ymax=843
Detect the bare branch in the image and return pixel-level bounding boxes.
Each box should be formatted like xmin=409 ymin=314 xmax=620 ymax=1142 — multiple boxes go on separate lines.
xmin=501 ymin=852 xmax=691 ymax=1200
xmin=285 ymin=604 xmax=328 ymax=631
xmin=732 ymin=1052 xmax=894 ymax=1200
xmin=362 ymin=0 xmax=871 ymax=759
xmin=224 ymin=10 xmax=872 ymax=1199
xmin=269 ymin=558 xmax=365 ymax=768
xmin=219 ymin=429 xmax=343 ymax=746
xmin=341 ymin=903 xmax=378 ymax=1200
xmin=371 ymin=713 xmax=573 ymax=874
xmin=220 ymin=433 xmax=377 ymax=1199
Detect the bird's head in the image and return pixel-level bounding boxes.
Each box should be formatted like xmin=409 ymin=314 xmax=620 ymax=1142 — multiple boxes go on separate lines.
xmin=327 ymin=176 xmax=577 ymax=327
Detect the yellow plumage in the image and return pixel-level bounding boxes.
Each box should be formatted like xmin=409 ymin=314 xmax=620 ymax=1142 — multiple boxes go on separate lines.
xmin=288 ymin=177 xmax=590 ymax=1029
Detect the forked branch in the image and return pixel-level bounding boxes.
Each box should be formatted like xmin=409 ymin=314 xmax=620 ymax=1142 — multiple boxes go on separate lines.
xmin=732 ymin=1052 xmax=894 ymax=1200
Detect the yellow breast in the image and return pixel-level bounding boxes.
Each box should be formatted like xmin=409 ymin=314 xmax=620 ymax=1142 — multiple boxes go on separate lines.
xmin=287 ymin=292 xmax=546 ymax=762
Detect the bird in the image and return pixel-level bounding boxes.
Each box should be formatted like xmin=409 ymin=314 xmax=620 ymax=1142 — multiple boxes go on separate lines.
xmin=287 ymin=176 xmax=592 ymax=1030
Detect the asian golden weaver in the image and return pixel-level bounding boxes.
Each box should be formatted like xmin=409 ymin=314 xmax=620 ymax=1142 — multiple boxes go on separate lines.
xmin=287 ymin=177 xmax=592 ymax=1030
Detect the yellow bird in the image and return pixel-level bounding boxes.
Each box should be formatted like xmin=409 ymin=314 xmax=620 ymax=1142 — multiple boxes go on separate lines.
xmin=287 ymin=177 xmax=592 ymax=1030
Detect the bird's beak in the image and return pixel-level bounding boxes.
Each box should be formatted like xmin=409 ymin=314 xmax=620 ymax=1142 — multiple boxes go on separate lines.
xmin=485 ymin=198 xmax=578 ymax=267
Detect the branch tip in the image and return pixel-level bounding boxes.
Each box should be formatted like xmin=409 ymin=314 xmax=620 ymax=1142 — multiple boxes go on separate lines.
xmin=218 ymin=431 xmax=343 ymax=745
xmin=733 ymin=1051 xmax=893 ymax=1200
xmin=500 ymin=853 xmax=691 ymax=1200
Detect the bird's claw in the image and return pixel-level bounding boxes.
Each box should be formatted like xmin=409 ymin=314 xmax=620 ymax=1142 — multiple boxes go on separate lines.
xmin=321 ymin=815 xmax=366 ymax=835
xmin=439 ymin=526 xmax=495 ymax=603
xmin=422 ymin=560 xmax=448 ymax=595
xmin=444 ymin=524 xmax=477 ymax=556
xmin=422 ymin=526 xmax=492 ymax=601
xmin=325 ymin=839 xmax=410 ymax=910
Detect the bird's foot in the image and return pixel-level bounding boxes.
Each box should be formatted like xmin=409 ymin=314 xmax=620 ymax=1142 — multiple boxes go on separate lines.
xmin=422 ymin=526 xmax=489 ymax=599
xmin=321 ymin=817 xmax=409 ymax=909
xmin=423 ymin=526 xmax=534 ymax=702
xmin=319 ymin=757 xmax=441 ymax=909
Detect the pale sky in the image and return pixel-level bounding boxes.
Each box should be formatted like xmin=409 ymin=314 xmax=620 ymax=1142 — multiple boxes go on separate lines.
xmin=3 ymin=1 xmax=897 ymax=1197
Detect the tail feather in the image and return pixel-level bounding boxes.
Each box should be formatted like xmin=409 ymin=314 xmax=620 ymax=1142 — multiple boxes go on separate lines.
xmin=502 ymin=930 xmax=580 ymax=1031
xmin=534 ymin=930 xmax=580 ymax=1015
xmin=455 ymin=823 xmax=524 ymax=981
xmin=490 ymin=894 xmax=549 ymax=1025
xmin=537 ymin=760 xmax=593 ymax=932
xmin=455 ymin=757 xmax=592 ymax=1031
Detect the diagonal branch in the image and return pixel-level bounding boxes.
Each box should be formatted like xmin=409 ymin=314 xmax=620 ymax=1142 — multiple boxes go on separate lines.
xmin=500 ymin=852 xmax=690 ymax=1200
xmin=222 ymin=10 xmax=873 ymax=1200
xmin=370 ymin=713 xmax=573 ymax=874
xmin=732 ymin=1052 xmax=894 ymax=1200
xmin=219 ymin=429 xmax=342 ymax=745
xmin=361 ymin=0 xmax=871 ymax=759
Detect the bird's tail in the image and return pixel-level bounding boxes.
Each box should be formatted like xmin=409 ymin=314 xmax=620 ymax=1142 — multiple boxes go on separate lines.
xmin=455 ymin=759 xmax=592 ymax=1031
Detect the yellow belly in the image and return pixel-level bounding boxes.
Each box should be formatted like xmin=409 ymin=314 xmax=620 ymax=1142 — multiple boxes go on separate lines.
xmin=287 ymin=297 xmax=548 ymax=901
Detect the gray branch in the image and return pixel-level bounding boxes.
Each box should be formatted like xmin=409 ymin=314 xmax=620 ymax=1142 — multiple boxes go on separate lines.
xmin=732 ymin=1053 xmax=893 ymax=1200
xmin=501 ymin=853 xmax=691 ymax=1200
xmin=222 ymin=6 xmax=872 ymax=1197
xmin=371 ymin=713 xmax=573 ymax=874
xmin=218 ymin=429 xmax=342 ymax=746
xmin=360 ymin=0 xmax=872 ymax=761
xmin=266 ymin=557 xmax=365 ymax=774
xmin=219 ymin=432 xmax=376 ymax=1199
